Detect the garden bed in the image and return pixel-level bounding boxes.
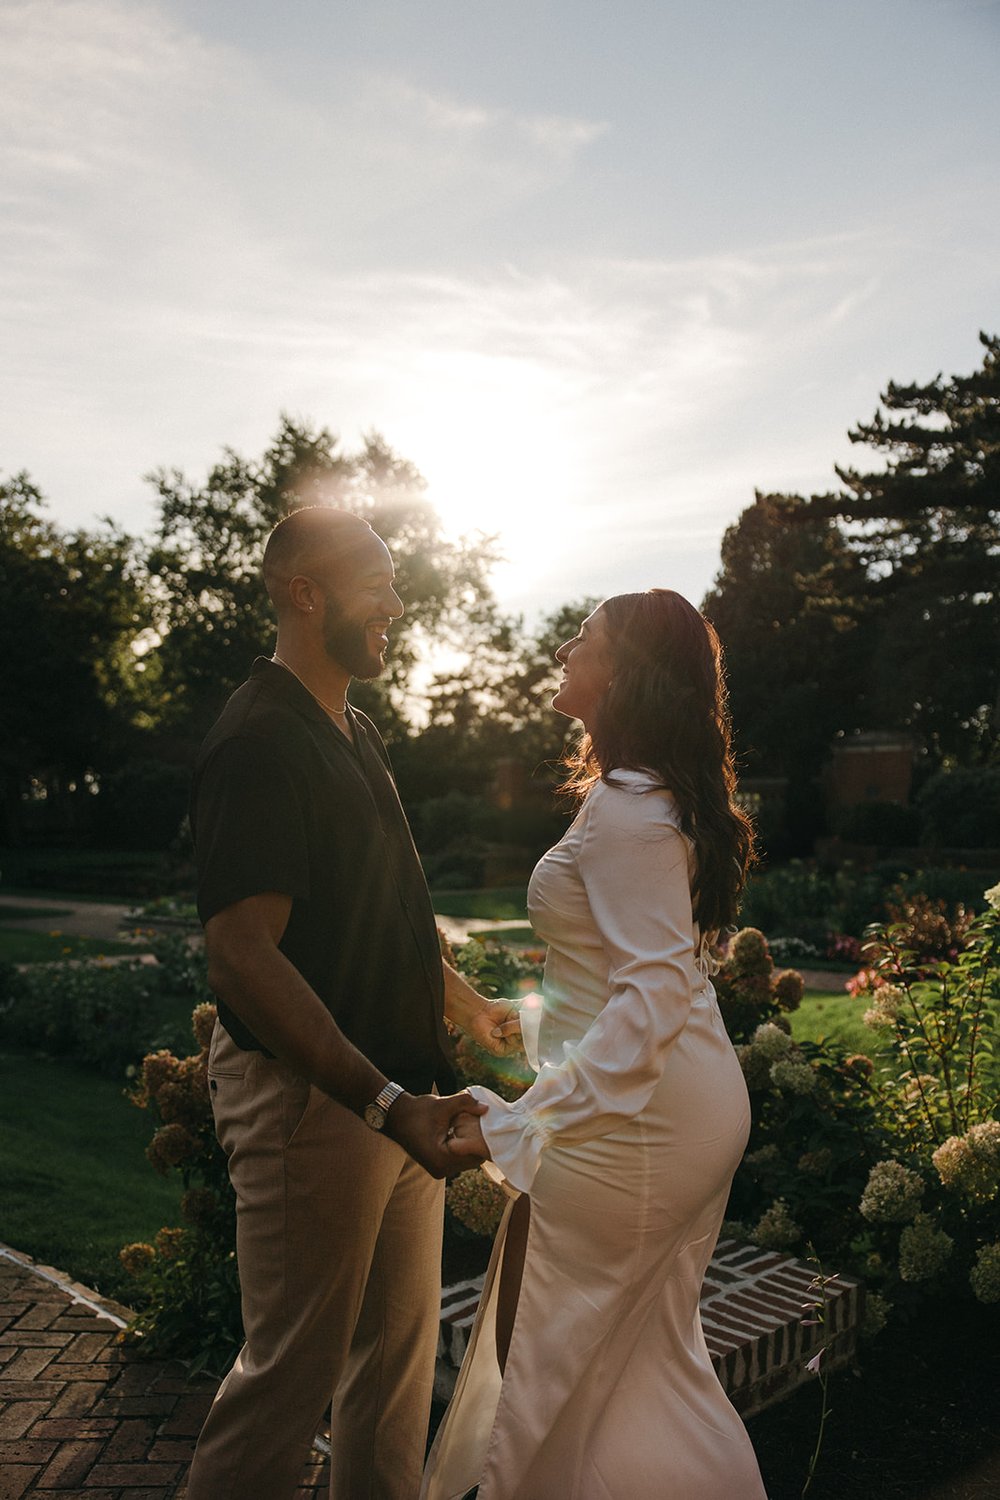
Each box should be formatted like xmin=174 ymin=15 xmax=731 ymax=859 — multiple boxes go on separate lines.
xmin=745 ymin=1294 xmax=1000 ymax=1499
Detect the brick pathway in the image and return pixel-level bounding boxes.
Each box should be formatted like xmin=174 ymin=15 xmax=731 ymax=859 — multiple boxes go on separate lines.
xmin=0 ymin=1245 xmax=328 ymax=1498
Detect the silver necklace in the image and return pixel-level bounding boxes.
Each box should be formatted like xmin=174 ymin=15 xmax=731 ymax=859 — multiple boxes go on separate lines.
xmin=271 ymin=654 xmax=348 ymax=717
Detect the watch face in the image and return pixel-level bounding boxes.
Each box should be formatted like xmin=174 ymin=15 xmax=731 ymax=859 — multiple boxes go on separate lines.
xmin=364 ymin=1102 xmax=385 ymax=1130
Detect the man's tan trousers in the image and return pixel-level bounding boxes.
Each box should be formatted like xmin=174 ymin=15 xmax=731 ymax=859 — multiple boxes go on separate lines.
xmin=185 ymin=1023 xmax=445 ymax=1500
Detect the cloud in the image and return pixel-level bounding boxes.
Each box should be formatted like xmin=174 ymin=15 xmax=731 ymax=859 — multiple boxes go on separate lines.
xmin=376 ymin=74 xmax=608 ymax=160
xmin=2 ymin=1 xmax=995 ymax=619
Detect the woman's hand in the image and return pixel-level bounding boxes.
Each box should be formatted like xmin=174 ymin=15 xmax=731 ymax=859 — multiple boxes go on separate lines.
xmin=445 ymin=1111 xmax=490 ymax=1162
xmin=467 ymin=997 xmax=523 ymax=1058
xmin=443 ymin=960 xmax=524 ymax=1057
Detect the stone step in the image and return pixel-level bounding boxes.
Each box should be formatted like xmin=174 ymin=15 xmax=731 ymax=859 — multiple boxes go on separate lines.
xmin=436 ymin=1238 xmax=863 ymax=1417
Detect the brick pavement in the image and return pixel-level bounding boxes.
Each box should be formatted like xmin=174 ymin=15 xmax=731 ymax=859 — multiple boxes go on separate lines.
xmin=0 ymin=1245 xmax=328 ymax=1499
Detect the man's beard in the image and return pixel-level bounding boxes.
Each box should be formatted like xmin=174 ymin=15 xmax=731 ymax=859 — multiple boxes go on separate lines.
xmin=321 ymin=596 xmax=385 ymax=680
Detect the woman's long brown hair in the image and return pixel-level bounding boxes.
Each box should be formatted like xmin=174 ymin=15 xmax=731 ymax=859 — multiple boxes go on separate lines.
xmin=560 ymin=589 xmax=755 ymax=934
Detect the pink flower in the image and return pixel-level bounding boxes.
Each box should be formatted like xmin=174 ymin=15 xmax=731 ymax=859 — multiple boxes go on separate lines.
xmin=805 ymin=1349 xmax=825 ymax=1375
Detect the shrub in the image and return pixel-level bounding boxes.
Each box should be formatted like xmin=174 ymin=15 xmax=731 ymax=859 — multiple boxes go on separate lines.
xmin=918 ymin=767 xmax=1000 ymax=849
xmin=449 ymin=937 xmax=544 ymax=1004
xmin=445 ymin=1169 xmax=508 ymax=1237
xmin=713 ymin=928 xmax=803 ymax=1044
xmin=120 ymin=1002 xmax=241 ymax=1374
xmin=731 ymin=885 xmax=1000 ymax=1324
xmin=739 ymin=861 xmax=886 ymax=945
xmin=98 ymin=760 xmax=192 ymax=851
xmin=0 ymin=932 xmax=212 ymax=1076
xmin=882 ymin=887 xmax=974 ymax=963
xmin=740 ymin=860 xmax=998 ymax=948
xmin=838 ymin=801 xmax=921 ymax=847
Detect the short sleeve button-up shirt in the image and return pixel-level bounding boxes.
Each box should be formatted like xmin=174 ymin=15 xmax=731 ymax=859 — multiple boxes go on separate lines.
xmin=191 ymin=658 xmax=455 ymax=1095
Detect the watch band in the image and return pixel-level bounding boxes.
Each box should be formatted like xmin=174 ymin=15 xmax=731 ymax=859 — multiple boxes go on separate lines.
xmin=364 ymin=1081 xmax=405 ymax=1131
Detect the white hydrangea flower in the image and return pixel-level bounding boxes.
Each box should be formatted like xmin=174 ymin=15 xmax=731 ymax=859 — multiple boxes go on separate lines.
xmin=970 ymin=1242 xmax=1000 ymax=1303
xmin=863 ymin=984 xmax=904 ymax=1030
xmin=859 ymin=1160 xmax=924 ymax=1223
xmin=898 ymin=1214 xmax=953 ymax=1282
xmin=770 ymin=1057 xmax=818 ymax=1096
xmin=752 ymin=1022 xmax=794 ymax=1061
xmin=933 ymin=1120 xmax=1000 ymax=1201
xmin=751 ymin=1198 xmax=802 ymax=1250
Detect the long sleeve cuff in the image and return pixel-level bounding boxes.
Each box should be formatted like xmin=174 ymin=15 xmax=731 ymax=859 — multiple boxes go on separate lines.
xmin=468 ymin=1085 xmax=547 ymax=1194
xmin=517 ymin=992 xmax=544 ymax=1072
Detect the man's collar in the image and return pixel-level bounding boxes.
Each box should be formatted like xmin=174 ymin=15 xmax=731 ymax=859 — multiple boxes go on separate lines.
xmin=251 ymin=656 xmax=352 ymax=728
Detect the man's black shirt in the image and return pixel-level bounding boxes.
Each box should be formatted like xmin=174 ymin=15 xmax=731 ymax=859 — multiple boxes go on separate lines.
xmin=191 ymin=658 xmax=455 ymax=1095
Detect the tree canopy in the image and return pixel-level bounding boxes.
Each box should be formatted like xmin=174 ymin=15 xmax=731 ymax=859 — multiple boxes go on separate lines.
xmin=0 ymin=473 xmax=149 ymax=841
xmin=706 ymin=332 xmax=999 ymax=795
xmin=702 ymin=491 xmax=871 ymax=776
xmin=145 ymin=416 xmax=504 ymax=747
xmin=810 ymin=330 xmax=1000 ymax=761
xmin=4 ymin=336 xmax=997 ymax=858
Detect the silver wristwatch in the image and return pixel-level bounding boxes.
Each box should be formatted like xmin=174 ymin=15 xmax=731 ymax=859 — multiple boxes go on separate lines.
xmin=364 ymin=1081 xmax=405 ymax=1131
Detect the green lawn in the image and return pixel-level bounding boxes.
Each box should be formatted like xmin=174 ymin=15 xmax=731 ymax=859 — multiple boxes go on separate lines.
xmin=0 ymin=929 xmax=140 ymax=964
xmin=791 ymin=985 xmax=870 ymax=1055
xmin=465 ymin=925 xmax=538 ymax=947
xmin=0 ymin=903 xmax=71 ymax=922
xmin=431 ymin=886 xmax=529 ymax=920
xmin=0 ymin=1047 xmax=182 ymax=1303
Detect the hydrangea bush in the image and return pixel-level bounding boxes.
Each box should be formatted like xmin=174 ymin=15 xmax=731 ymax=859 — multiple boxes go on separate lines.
xmin=119 ymin=1002 xmax=242 ymax=1373
xmin=713 ymin=927 xmax=804 ymax=1042
xmin=727 ymin=889 xmax=1000 ymax=1325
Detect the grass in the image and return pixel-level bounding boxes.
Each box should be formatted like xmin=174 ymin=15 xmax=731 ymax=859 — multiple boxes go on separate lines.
xmin=791 ymin=985 xmax=871 ymax=1055
xmin=0 ymin=846 xmax=189 ymax=901
xmin=431 ymin=885 xmax=529 ymax=920
xmin=466 ymin=925 xmax=538 ymax=947
xmin=0 ymin=903 xmax=71 ymax=922
xmin=0 ymin=929 xmax=140 ymax=964
xmin=0 ymin=1046 xmax=182 ymax=1303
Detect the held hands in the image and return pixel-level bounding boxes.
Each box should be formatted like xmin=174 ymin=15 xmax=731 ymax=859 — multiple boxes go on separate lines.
xmin=467 ymin=997 xmax=523 ymax=1058
xmin=442 ymin=961 xmax=523 ymax=1059
xmin=385 ymin=1090 xmax=489 ymax=1180
xmin=444 ymin=1110 xmax=489 ymax=1164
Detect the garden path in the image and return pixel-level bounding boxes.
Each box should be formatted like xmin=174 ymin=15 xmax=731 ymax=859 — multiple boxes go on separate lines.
xmin=0 ymin=898 xmax=139 ymax=945
xmin=0 ymin=895 xmax=529 ymax=951
xmin=0 ymin=1243 xmax=328 ymax=1498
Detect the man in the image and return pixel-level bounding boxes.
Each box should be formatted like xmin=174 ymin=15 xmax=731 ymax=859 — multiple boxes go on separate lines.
xmin=185 ymin=507 xmax=519 ymax=1500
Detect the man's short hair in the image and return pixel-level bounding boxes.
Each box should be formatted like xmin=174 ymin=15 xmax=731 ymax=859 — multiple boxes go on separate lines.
xmin=263 ymin=507 xmax=375 ymax=609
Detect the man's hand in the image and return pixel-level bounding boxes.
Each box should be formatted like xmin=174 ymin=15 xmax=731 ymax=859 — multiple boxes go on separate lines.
xmin=465 ymin=998 xmax=522 ymax=1058
xmin=445 ymin=1111 xmax=490 ymax=1163
xmin=385 ymin=1090 xmax=487 ymax=1179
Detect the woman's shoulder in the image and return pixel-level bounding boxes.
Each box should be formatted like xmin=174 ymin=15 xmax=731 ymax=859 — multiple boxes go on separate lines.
xmin=584 ymin=770 xmax=682 ymax=829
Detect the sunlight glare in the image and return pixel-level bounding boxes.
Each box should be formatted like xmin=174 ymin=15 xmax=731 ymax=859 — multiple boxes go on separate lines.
xmin=392 ymin=351 xmax=579 ymax=615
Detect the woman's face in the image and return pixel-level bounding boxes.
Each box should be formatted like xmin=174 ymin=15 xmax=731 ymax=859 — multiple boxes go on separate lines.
xmin=552 ymin=607 xmax=614 ymax=725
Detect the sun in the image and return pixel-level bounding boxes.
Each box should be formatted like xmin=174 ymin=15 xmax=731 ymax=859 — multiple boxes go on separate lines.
xmin=385 ymin=351 xmax=581 ymax=613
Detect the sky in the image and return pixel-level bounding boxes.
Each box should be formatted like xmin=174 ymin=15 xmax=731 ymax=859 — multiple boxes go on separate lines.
xmin=2 ymin=0 xmax=999 ymax=620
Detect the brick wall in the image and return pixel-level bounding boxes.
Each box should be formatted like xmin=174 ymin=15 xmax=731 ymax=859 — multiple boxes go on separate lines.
xmin=438 ymin=1238 xmax=863 ymax=1418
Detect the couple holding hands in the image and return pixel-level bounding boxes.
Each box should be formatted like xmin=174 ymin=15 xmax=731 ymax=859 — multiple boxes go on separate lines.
xmin=184 ymin=506 xmax=766 ymax=1500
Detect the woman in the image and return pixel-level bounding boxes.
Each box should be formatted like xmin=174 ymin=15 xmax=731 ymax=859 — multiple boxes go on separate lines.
xmin=422 ymin=590 xmax=768 ymax=1500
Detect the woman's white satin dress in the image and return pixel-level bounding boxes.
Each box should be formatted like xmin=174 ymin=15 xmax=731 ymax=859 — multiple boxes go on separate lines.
xmin=422 ymin=771 xmax=767 ymax=1500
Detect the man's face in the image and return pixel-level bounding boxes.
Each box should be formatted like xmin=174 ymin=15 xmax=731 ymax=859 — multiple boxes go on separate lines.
xmin=317 ymin=535 xmax=404 ymax=680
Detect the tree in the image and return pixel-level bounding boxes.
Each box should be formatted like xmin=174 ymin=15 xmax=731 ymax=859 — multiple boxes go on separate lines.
xmin=702 ymin=491 xmax=872 ymax=785
xmin=144 ymin=417 xmax=504 ymax=748
xmin=392 ymin=599 xmax=597 ymax=877
xmin=0 ymin=473 xmax=150 ymax=842
xmin=809 ymin=330 xmax=1000 ymax=763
